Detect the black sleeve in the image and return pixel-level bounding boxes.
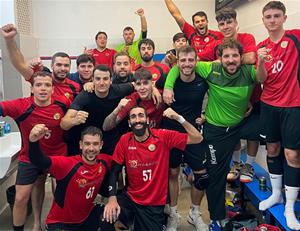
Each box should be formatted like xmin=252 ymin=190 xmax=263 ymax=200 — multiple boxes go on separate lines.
xmin=108 ymin=163 xmax=123 ymax=197
xmin=28 ymin=141 xmax=52 ymax=170
xmin=113 ymin=83 xmax=134 ymax=97
xmin=69 ymin=90 xmax=89 ymax=111
xmin=142 ymin=31 xmax=147 ymax=39
xmin=155 ymin=74 xmax=166 ymax=90
xmin=0 ymin=105 xmax=3 ymax=116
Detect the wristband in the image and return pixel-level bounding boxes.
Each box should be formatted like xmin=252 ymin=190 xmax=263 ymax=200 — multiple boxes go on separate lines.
xmin=178 ymin=115 xmax=186 ymax=124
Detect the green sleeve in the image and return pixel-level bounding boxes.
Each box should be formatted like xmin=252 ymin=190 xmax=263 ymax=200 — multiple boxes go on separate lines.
xmin=164 ymin=65 xmax=180 ymax=89
xmin=195 ymin=62 xmax=213 ymax=78
xmin=251 ymin=65 xmax=257 ymax=82
xmin=115 ymin=43 xmax=124 ymax=52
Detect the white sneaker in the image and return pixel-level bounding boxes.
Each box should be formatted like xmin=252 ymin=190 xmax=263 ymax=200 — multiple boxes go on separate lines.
xmin=187 ymin=209 xmax=208 ymax=231
xmin=166 ymin=212 xmax=181 ymax=231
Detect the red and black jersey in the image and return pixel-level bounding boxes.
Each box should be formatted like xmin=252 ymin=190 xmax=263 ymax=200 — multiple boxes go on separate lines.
xmin=0 ymin=97 xmax=67 ymax=163
xmin=46 ymin=154 xmax=112 ymax=224
xmin=52 ymin=78 xmax=81 ymax=106
xmin=257 ymin=29 xmax=300 ymax=107
xmin=134 ymin=62 xmax=170 ymax=82
xmin=91 ymin=48 xmax=117 ymax=69
xmin=182 ymin=22 xmax=223 ymax=55
xmin=113 ymin=129 xmax=188 ymax=206
xmin=198 ymin=33 xmax=257 ymax=61
xmin=117 ymin=92 xmax=166 ymax=128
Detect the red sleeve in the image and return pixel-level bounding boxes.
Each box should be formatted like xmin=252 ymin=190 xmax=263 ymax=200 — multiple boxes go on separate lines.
xmin=239 ymin=33 xmax=257 ymax=53
xmin=0 ymin=98 xmax=30 ymax=119
xmin=48 ymin=156 xmax=75 ymax=180
xmin=182 ymin=22 xmax=196 ymax=39
xmin=112 ymin=135 xmax=127 ymax=165
xmin=98 ymin=154 xmax=113 ymax=170
xmin=162 ymin=129 xmax=188 ymax=151
xmin=160 ymin=63 xmax=170 ymax=74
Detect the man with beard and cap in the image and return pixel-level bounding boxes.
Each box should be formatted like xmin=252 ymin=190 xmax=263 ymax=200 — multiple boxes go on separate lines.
xmin=164 ymin=40 xmax=261 ymax=231
xmin=103 ymin=106 xmax=203 ymax=231
xmin=164 ymin=0 xmax=222 ymax=56
xmin=112 ymin=52 xmax=134 ymax=84
xmin=134 ymin=38 xmax=170 ymax=82
xmin=1 ymin=24 xmax=81 ymax=106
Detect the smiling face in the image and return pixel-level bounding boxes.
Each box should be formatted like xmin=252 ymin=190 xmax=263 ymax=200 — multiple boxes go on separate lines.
xmin=77 ymin=61 xmax=94 ymax=81
xmin=123 ymin=29 xmax=135 ymax=45
xmin=51 ymin=56 xmax=71 ymax=82
xmin=134 ymin=79 xmax=152 ymax=100
xmin=128 ymin=107 xmax=149 ymax=137
xmin=218 ymin=18 xmax=238 ymax=38
xmin=80 ymin=134 xmax=103 ymax=164
xmin=262 ymin=8 xmax=286 ymax=33
xmin=177 ymin=51 xmax=197 ymax=77
xmin=193 ymin=15 xmax=209 ymax=36
xmin=114 ymin=55 xmax=131 ymax=78
xmin=221 ymin=47 xmax=242 ymax=75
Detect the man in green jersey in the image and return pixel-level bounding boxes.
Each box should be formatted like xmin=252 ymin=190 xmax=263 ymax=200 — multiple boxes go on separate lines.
xmin=163 ymin=40 xmax=260 ymax=230
xmin=115 ymin=8 xmax=147 ymax=66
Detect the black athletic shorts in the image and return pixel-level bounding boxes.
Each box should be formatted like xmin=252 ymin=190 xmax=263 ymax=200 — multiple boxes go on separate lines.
xmin=15 ymin=161 xmax=45 ymax=185
xmin=117 ymin=191 xmax=166 ymax=231
xmin=46 ymin=204 xmax=114 ymax=231
xmin=169 ymin=142 xmax=207 ymax=170
xmin=260 ymin=102 xmax=300 ymax=149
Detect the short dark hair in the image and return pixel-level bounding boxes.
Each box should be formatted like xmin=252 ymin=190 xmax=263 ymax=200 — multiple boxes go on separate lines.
xmin=192 ymin=11 xmax=208 ymax=23
xmin=76 ymin=54 xmax=95 ymax=67
xmin=51 ymin=52 xmax=70 ymax=65
xmin=217 ymin=39 xmax=243 ymax=57
xmin=138 ymin=38 xmax=155 ymax=51
xmin=95 ymin=31 xmax=108 ymax=40
xmin=215 ymin=8 xmax=237 ymax=22
xmin=80 ymin=126 xmax=103 ymax=140
xmin=123 ymin=26 xmax=134 ymax=32
xmin=93 ymin=64 xmax=112 ymax=78
xmin=129 ymin=105 xmax=148 ymax=118
xmin=31 ymin=71 xmax=53 ymax=84
xmin=172 ymin=32 xmax=187 ymax=43
xmin=133 ymin=68 xmax=152 ymax=82
xmin=114 ymin=51 xmax=131 ymax=64
xmin=262 ymin=1 xmax=286 ymax=14
xmin=177 ymin=45 xmax=197 ymax=59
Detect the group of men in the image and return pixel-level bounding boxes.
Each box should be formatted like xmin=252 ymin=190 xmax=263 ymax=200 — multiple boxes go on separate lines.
xmin=0 ymin=1 xmax=299 ymax=231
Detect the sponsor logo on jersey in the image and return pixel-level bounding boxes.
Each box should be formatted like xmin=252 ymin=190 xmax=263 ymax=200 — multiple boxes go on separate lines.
xmin=148 ymin=144 xmax=156 ymax=151
xmin=53 ymin=112 xmax=60 ymax=120
xmin=128 ymin=160 xmax=138 ymax=168
xmin=281 ymin=41 xmax=288 ymax=48
xmin=128 ymin=146 xmax=137 ymax=150
xmin=80 ymin=170 xmax=89 ymax=175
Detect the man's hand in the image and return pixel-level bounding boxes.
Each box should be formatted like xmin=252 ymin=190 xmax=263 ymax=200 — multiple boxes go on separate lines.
xmin=195 ymin=114 xmax=206 ymax=126
xmin=151 ymin=87 xmax=162 ymax=107
xmin=244 ymin=103 xmax=253 ymax=118
xmin=257 ymin=47 xmax=268 ymax=64
xmin=117 ymin=98 xmax=130 ymax=111
xmin=29 ymin=124 xmax=49 ymax=142
xmin=83 ymin=82 xmax=94 ymax=92
xmin=103 ymin=196 xmax=121 ymax=223
xmin=29 ymin=57 xmax=43 ymax=72
xmin=165 ymin=52 xmax=177 ymax=65
xmin=83 ymin=47 xmax=93 ymax=56
xmin=163 ymin=108 xmax=180 ymax=121
xmin=73 ymin=111 xmax=89 ymax=126
xmin=135 ymin=8 xmax=144 ymax=17
xmin=163 ymin=88 xmax=175 ymax=105
xmin=1 ymin=24 xmax=17 ymax=39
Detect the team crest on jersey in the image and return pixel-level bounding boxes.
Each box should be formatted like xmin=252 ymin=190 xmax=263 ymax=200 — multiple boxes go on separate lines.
xmin=128 ymin=160 xmax=138 ymax=168
xmin=76 ymin=178 xmax=87 ymax=187
xmin=148 ymin=144 xmax=156 ymax=151
xmin=281 ymin=41 xmax=288 ymax=48
xmin=53 ymin=113 xmax=60 ymax=120
xmin=98 ymin=166 xmax=102 ymax=173
xmin=152 ymin=73 xmax=158 ymax=80
xmin=204 ymin=37 xmax=210 ymax=43
xmin=105 ymin=53 xmax=109 ymax=56
xmin=65 ymin=92 xmax=70 ymax=98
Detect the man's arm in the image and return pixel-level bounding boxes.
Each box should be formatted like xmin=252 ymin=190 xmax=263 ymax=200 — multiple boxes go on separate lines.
xmin=60 ymin=109 xmax=89 ymax=130
xmin=103 ymin=163 xmax=123 ymax=223
xmin=28 ymin=124 xmax=52 ymax=170
xmin=242 ymin=52 xmax=256 ymax=65
xmin=163 ymin=108 xmax=203 ymax=144
xmin=256 ymin=48 xmax=268 ymax=83
xmin=164 ymin=0 xmax=186 ymax=30
xmin=102 ymin=98 xmax=130 ymax=131
xmin=1 ymin=24 xmax=33 ymax=80
xmin=136 ymin=8 xmax=147 ymax=34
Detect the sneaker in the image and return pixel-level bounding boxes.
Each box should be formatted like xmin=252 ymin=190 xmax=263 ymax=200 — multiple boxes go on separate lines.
xmin=166 ymin=212 xmax=181 ymax=231
xmin=209 ymin=220 xmax=222 ymax=231
xmin=187 ymin=209 xmax=208 ymax=231
xmin=240 ymin=163 xmax=254 ymax=183
xmin=227 ymin=161 xmax=243 ymax=182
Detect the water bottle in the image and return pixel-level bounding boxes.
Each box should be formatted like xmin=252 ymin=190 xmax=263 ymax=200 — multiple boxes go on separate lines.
xmin=4 ymin=122 xmax=11 ymax=134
